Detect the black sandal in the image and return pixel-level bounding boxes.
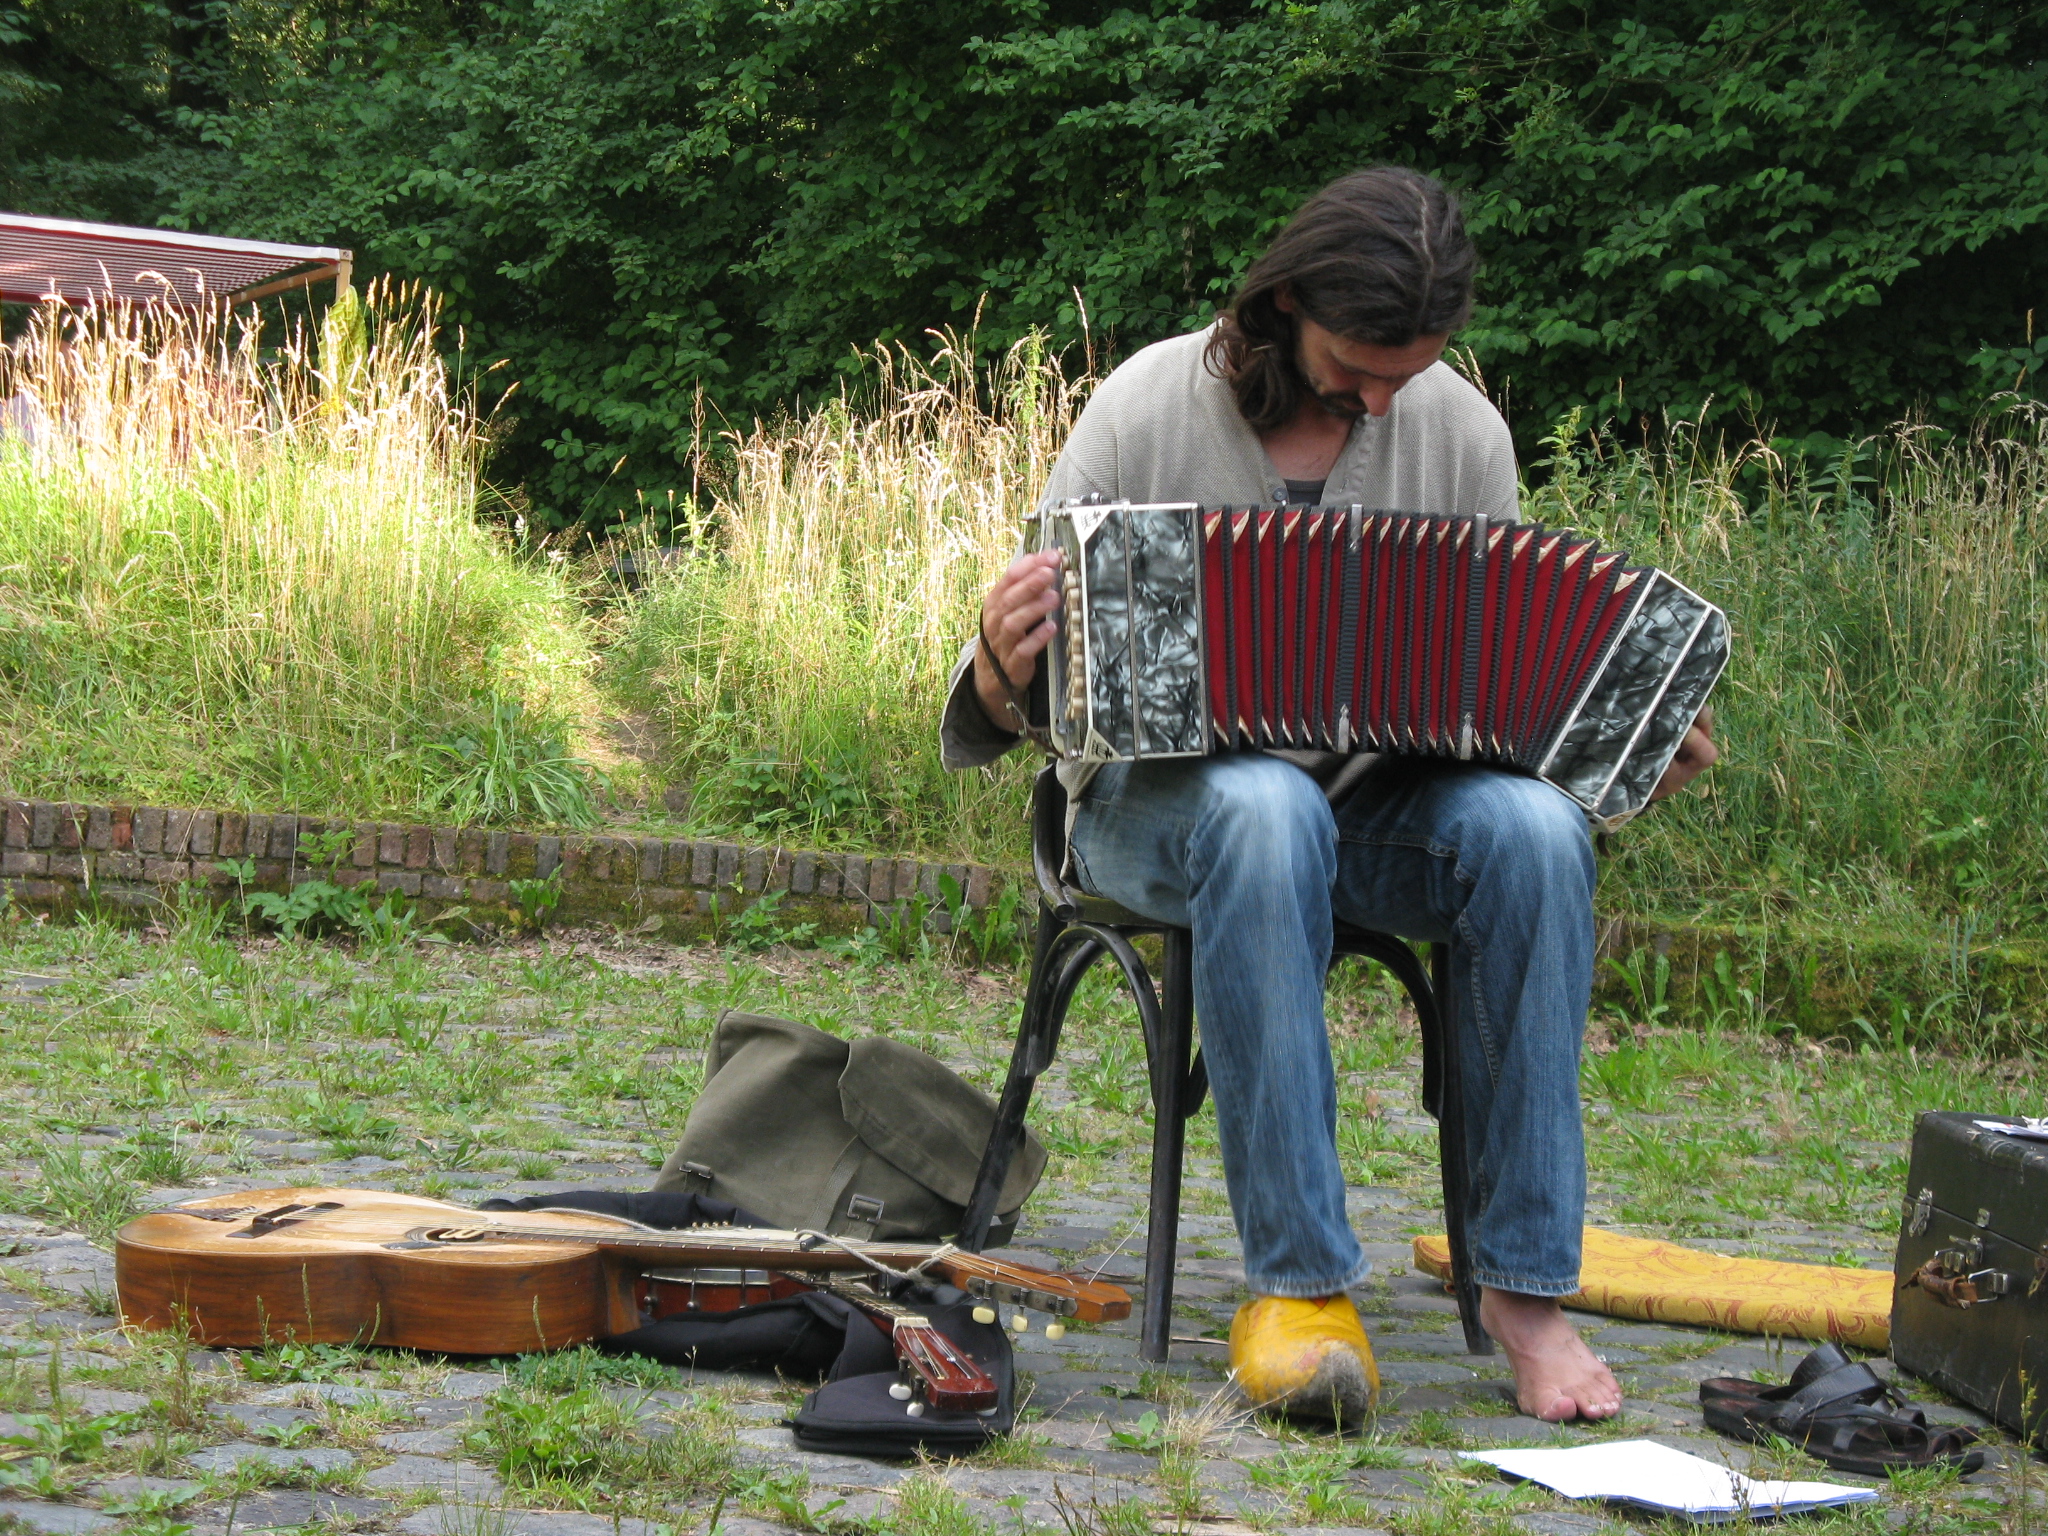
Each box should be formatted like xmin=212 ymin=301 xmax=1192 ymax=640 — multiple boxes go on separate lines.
xmin=1700 ymin=1343 xmax=1984 ymax=1476
xmin=1774 ymin=1398 xmax=1985 ymax=1478
xmin=1700 ymin=1342 xmax=1856 ymax=1412
xmin=1699 ymin=1344 xmax=1882 ymax=1441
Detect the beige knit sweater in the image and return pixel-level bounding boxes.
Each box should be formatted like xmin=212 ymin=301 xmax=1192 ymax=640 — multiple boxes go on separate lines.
xmin=939 ymin=325 xmax=1520 ymax=802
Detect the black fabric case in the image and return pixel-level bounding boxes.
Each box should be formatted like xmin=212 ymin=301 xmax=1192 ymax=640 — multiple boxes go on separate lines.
xmin=784 ymin=1289 xmax=1014 ymax=1456
xmin=1890 ymin=1111 xmax=2048 ymax=1449
xmin=480 ymin=1189 xmax=1014 ymax=1456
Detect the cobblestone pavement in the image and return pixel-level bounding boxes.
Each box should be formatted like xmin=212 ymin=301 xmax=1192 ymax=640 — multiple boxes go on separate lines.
xmin=0 ymin=929 xmax=2037 ymax=1536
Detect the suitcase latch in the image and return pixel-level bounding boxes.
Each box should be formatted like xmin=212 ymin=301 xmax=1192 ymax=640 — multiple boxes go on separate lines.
xmin=1907 ymin=1187 xmax=1934 ymax=1236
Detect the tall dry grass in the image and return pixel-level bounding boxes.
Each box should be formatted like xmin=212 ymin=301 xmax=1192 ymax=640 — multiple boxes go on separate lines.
xmin=612 ymin=333 xmax=1073 ymax=859
xmin=0 ymin=283 xmax=597 ymax=817
xmin=1529 ymin=405 xmax=2048 ymax=938
xmin=623 ymin=352 xmax=2048 ymax=940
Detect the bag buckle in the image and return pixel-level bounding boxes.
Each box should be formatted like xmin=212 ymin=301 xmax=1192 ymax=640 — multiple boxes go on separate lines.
xmin=841 ymin=1193 xmax=885 ymax=1240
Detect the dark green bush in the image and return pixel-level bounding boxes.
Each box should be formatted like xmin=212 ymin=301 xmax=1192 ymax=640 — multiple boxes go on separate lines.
xmin=6 ymin=0 xmax=2045 ymax=525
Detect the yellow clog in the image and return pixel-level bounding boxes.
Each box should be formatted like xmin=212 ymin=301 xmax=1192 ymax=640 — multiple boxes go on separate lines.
xmin=1228 ymin=1292 xmax=1380 ymax=1424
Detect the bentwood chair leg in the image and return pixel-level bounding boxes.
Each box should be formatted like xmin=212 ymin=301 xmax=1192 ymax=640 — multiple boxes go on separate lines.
xmin=1430 ymin=941 xmax=1492 ymax=1355
xmin=958 ymin=903 xmax=1065 ymax=1253
xmin=1139 ymin=930 xmax=1196 ymax=1363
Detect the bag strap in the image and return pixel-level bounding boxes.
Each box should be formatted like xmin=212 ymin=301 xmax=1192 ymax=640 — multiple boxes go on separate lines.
xmin=820 ymin=1138 xmax=887 ymax=1240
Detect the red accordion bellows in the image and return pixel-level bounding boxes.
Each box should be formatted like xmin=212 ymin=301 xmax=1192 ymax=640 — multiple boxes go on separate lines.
xmin=1198 ymin=508 xmax=1640 ymax=757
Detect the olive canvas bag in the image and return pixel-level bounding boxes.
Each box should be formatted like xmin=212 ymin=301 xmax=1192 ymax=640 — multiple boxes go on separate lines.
xmin=653 ymin=1011 xmax=1047 ymax=1245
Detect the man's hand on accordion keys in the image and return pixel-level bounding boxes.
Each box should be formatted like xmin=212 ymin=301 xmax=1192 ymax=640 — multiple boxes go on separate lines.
xmin=1650 ymin=704 xmax=1718 ymax=803
xmin=976 ymin=547 xmax=1064 ymax=736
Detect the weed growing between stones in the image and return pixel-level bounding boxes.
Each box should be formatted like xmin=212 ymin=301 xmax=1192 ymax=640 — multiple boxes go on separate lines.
xmin=1045 ymin=1482 xmax=1157 ymax=1536
xmin=469 ymin=1351 xmax=740 ymax=1516
xmin=888 ymin=1471 xmax=990 ymax=1535
xmin=26 ymin=1145 xmax=143 ymax=1244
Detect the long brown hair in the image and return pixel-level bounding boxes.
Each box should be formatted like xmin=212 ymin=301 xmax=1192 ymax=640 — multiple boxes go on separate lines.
xmin=1205 ymin=167 xmax=1476 ymax=431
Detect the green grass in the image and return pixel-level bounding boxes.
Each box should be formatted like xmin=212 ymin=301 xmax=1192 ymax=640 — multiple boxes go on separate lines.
xmin=1542 ymin=409 xmax=2048 ymax=933
xmin=0 ymin=908 xmax=2035 ymax=1536
xmin=0 ymin=902 xmax=2032 ymax=1272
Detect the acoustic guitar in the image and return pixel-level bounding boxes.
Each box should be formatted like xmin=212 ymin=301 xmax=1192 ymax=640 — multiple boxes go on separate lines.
xmin=115 ymin=1188 xmax=1128 ymax=1412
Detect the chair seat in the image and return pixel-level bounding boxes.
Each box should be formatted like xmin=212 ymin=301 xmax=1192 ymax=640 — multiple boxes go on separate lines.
xmin=1052 ymin=871 xmax=1419 ymax=964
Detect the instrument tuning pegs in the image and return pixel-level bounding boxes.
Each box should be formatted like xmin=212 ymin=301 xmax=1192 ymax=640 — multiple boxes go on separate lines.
xmin=888 ymin=1381 xmax=913 ymax=1401
xmin=1045 ymin=1322 xmax=1066 ymax=1340
xmin=971 ymin=1305 xmax=996 ymax=1325
xmin=1008 ymin=1312 xmax=1029 ymax=1333
xmin=905 ymin=1401 xmax=926 ymax=1418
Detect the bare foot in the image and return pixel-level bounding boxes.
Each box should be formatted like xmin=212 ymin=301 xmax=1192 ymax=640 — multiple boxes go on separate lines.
xmin=1478 ymin=1287 xmax=1623 ymax=1422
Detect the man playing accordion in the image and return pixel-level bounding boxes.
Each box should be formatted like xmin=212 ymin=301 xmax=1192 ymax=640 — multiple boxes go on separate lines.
xmin=942 ymin=166 xmax=1716 ymax=1424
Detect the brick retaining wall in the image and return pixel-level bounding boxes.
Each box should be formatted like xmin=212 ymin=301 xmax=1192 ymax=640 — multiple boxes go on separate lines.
xmin=0 ymin=797 xmax=1005 ymax=936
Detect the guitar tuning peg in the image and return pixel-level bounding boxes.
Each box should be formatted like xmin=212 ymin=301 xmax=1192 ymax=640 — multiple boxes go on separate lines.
xmin=905 ymin=1402 xmax=926 ymax=1418
xmin=1008 ymin=1312 xmax=1029 ymax=1333
xmin=1045 ymin=1322 xmax=1066 ymax=1340
xmin=971 ymin=1305 xmax=997 ymax=1325
xmin=888 ymin=1381 xmax=912 ymax=1401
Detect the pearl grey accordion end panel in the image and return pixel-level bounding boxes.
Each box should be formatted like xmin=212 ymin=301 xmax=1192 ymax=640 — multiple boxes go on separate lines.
xmin=1536 ymin=572 xmax=1730 ymax=823
xmin=1045 ymin=502 xmax=1207 ymax=760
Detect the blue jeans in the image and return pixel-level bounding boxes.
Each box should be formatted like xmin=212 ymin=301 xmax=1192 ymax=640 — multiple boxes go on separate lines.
xmin=1068 ymin=753 xmax=1595 ymax=1299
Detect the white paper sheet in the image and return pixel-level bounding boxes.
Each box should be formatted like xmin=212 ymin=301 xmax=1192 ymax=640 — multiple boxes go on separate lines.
xmin=1464 ymin=1440 xmax=1879 ymax=1523
xmin=1974 ymin=1117 xmax=2048 ymax=1142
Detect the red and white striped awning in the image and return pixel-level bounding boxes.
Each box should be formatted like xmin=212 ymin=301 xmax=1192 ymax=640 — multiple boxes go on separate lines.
xmin=0 ymin=212 xmax=351 ymax=308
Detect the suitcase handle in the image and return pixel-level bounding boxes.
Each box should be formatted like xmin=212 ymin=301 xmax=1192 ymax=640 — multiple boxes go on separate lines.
xmin=1911 ymin=1250 xmax=2018 ymax=1308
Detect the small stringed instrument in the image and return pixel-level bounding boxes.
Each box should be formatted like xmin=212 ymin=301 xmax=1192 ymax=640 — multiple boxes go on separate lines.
xmin=634 ymin=1265 xmax=998 ymax=1413
xmin=783 ymin=1273 xmax=998 ymax=1414
xmin=115 ymin=1189 xmax=1127 ymax=1376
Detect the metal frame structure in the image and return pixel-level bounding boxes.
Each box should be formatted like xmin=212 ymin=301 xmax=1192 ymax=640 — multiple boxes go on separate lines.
xmin=1 ymin=211 xmax=352 ymax=310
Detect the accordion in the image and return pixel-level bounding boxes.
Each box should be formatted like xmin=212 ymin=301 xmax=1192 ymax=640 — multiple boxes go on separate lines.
xmin=1038 ymin=501 xmax=1729 ymax=825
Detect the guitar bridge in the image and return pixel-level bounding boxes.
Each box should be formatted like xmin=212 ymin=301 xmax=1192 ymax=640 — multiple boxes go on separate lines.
xmin=226 ymin=1201 xmax=344 ymax=1238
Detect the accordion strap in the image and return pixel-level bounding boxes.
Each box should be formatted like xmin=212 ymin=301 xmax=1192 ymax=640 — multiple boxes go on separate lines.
xmin=978 ymin=617 xmax=1057 ymax=755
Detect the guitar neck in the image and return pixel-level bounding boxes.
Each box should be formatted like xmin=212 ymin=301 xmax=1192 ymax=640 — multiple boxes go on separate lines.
xmin=411 ymin=1221 xmax=1130 ymax=1322
xmin=440 ymin=1223 xmax=938 ymax=1270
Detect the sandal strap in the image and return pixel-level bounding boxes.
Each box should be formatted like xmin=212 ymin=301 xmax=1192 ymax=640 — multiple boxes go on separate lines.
xmin=1787 ymin=1343 xmax=1855 ymax=1391
xmin=1699 ymin=1344 xmax=1862 ymax=1408
xmin=1766 ymin=1361 xmax=1890 ymax=1426
xmin=1809 ymin=1404 xmax=1978 ymax=1460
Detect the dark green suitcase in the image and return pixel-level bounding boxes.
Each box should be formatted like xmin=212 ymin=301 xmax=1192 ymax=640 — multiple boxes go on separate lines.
xmin=1890 ymin=1110 xmax=2048 ymax=1449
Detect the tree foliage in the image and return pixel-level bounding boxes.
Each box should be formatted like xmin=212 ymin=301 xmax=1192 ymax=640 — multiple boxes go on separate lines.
xmin=5 ymin=0 xmax=2046 ymax=526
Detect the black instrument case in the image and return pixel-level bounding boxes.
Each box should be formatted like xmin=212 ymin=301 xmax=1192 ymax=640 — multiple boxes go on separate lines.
xmin=1891 ymin=1110 xmax=2048 ymax=1449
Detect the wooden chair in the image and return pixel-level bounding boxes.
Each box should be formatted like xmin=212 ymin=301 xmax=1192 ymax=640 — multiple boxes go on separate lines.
xmin=957 ymin=763 xmax=1490 ymax=1363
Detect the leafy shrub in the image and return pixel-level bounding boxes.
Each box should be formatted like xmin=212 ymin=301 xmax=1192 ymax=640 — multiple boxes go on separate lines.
xmin=17 ymin=0 xmax=2039 ymax=523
